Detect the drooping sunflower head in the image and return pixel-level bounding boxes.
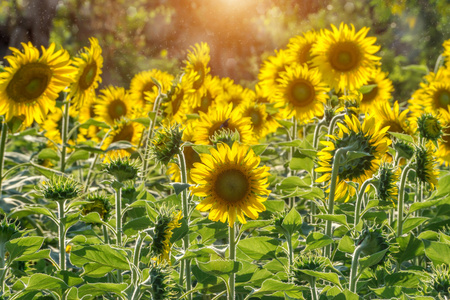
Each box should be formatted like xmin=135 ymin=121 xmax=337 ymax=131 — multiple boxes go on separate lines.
xmin=375 ymin=163 xmax=400 ymax=205
xmin=316 ymin=114 xmax=391 ymax=202
xmin=286 ymin=29 xmax=318 ymax=67
xmin=149 ymin=209 xmax=182 ymax=263
xmin=428 ymin=264 xmax=450 ymax=298
xmin=95 ymin=86 xmax=135 ymax=126
xmin=311 ymin=23 xmax=381 ymax=92
xmin=356 ymin=226 xmax=389 ymax=257
xmin=80 ymin=191 xmax=112 ymax=222
xmin=417 ymin=113 xmax=443 ymax=145
xmin=150 ymin=124 xmax=183 ymax=165
xmin=360 ymin=68 xmax=394 ymax=113
xmin=192 ymin=103 xmax=258 ymax=145
xmin=274 ymin=63 xmax=329 ymax=124
xmin=0 ymin=42 xmax=76 ymax=127
xmin=415 ymin=144 xmax=439 ymax=190
xmin=374 ymin=101 xmax=412 ymax=137
xmin=69 ymin=37 xmax=103 ymax=109
xmin=41 ymin=176 xmax=81 ymax=202
xmin=190 ymin=142 xmax=271 ymax=227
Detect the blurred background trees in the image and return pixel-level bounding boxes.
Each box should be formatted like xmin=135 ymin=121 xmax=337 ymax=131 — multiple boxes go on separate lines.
xmin=1 ymin=0 xmax=449 ymax=100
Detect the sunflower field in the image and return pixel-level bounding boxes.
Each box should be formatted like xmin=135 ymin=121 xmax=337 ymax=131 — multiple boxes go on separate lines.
xmin=1 ymin=1 xmax=450 ymax=299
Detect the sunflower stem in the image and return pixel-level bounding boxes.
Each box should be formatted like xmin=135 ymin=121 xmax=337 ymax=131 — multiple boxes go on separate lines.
xmin=310 ymin=278 xmax=318 ymax=300
xmin=57 ymin=200 xmax=66 ymax=271
xmin=0 ymin=119 xmax=8 ymax=198
xmin=286 ymin=234 xmax=294 ymax=281
xmin=142 ymin=94 xmax=162 ymax=180
xmin=60 ymin=98 xmax=70 ymax=173
xmin=114 ymin=184 xmax=123 ymax=282
xmin=289 ymin=117 xmax=298 ymax=209
xmin=327 ymin=113 xmax=346 ymax=137
xmin=349 ymin=244 xmax=364 ymax=293
xmin=354 ymin=178 xmax=374 ymax=228
xmin=311 ymin=119 xmax=326 ymax=224
xmin=178 ymin=150 xmax=192 ymax=299
xmin=228 ymin=224 xmax=236 ymax=300
xmin=325 ymin=148 xmax=346 ymax=258
xmin=84 ymin=129 xmax=111 ymax=192
xmin=397 ymin=163 xmax=413 ymax=237
xmin=133 ymin=231 xmax=146 ymax=268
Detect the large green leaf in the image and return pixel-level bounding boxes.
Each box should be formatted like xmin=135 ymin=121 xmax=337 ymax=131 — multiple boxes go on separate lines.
xmin=423 ymin=240 xmax=450 ymax=265
xmin=237 ymin=237 xmax=280 ymax=260
xmin=391 ymin=234 xmax=424 ymax=264
xmin=401 ymin=217 xmax=428 ymax=234
xmin=78 ymin=283 xmax=127 ymax=298
xmin=314 ymin=214 xmax=348 ymax=227
xmin=338 ymin=235 xmax=355 ymax=253
xmin=70 ymin=244 xmax=130 ymax=270
xmin=197 ymin=260 xmax=242 ymax=277
xmin=81 ymin=262 xmax=114 ymax=278
xmin=245 ymin=278 xmax=306 ymax=299
xmin=25 ymin=273 xmax=68 ymax=292
xmin=6 ymin=236 xmax=45 ymax=262
xmin=359 ymin=248 xmax=388 ymax=270
xmin=122 ymin=216 xmax=153 ymax=236
xmin=384 ymin=271 xmax=430 ymax=288
xmin=298 ymin=270 xmax=342 ymax=288
xmin=304 ymin=232 xmax=333 ymax=252
xmin=277 ymin=177 xmax=311 ymax=190
xmin=281 ymin=207 xmax=303 ymax=236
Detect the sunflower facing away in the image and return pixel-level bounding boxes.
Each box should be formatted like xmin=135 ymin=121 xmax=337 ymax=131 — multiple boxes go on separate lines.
xmin=192 ymin=75 xmax=223 ymax=114
xmin=273 ymin=63 xmax=329 ymax=124
xmin=316 ymin=114 xmax=391 ymax=202
xmin=190 ymin=142 xmax=271 ymax=227
xmin=150 ymin=210 xmax=182 ymax=263
xmin=162 ymin=72 xmax=196 ymax=125
xmin=360 ymin=68 xmax=394 ymax=113
xmin=183 ymin=42 xmax=211 ymax=107
xmin=69 ymin=37 xmax=103 ymax=109
xmin=376 ymin=163 xmax=400 ymax=205
xmin=95 ymin=86 xmax=135 ymax=126
xmin=0 ymin=42 xmax=75 ymax=127
xmin=312 ymin=23 xmax=381 ymax=92
xmin=415 ymin=144 xmax=439 ymax=190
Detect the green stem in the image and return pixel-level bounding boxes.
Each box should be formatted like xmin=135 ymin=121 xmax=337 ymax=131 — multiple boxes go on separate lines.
xmin=289 ymin=118 xmax=298 ymax=209
xmin=325 ymin=148 xmax=346 ymax=258
xmin=310 ymin=278 xmax=318 ymax=300
xmin=133 ymin=232 xmax=145 ymax=268
xmin=142 ymin=95 xmax=162 ymax=179
xmin=58 ymin=200 xmax=66 ymax=271
xmin=310 ymin=119 xmax=326 ymax=225
xmin=84 ymin=129 xmax=111 ymax=192
xmin=115 ymin=185 xmax=123 ymax=282
xmin=0 ymin=119 xmax=8 ymax=198
xmin=228 ymin=224 xmax=236 ymax=300
xmin=349 ymin=244 xmax=364 ymax=293
xmin=0 ymin=242 xmax=6 ymax=292
xmin=286 ymin=235 xmax=294 ymax=281
xmin=327 ymin=114 xmax=346 ymax=137
xmin=397 ymin=163 xmax=413 ymax=237
xmin=60 ymin=99 xmax=70 ymax=173
xmin=354 ymin=178 xmax=374 ymax=228
xmin=102 ymin=225 xmax=110 ymax=244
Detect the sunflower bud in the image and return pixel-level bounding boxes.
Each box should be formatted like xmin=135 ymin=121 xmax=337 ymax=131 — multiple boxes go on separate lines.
xmin=121 ymin=185 xmax=138 ymax=205
xmin=417 ymin=114 xmax=443 ymax=145
xmin=143 ymin=262 xmax=177 ymax=300
xmin=429 ymin=264 xmax=450 ymax=298
xmin=356 ymin=227 xmax=388 ymax=257
xmin=415 ymin=144 xmax=439 ymax=190
xmin=393 ymin=139 xmax=415 ymax=160
xmin=151 ymin=125 xmax=183 ymax=165
xmin=292 ymin=253 xmax=326 ymax=285
xmin=104 ymin=156 xmax=139 ymax=182
xmin=41 ymin=176 xmax=81 ymax=201
xmin=0 ymin=217 xmax=20 ymax=246
xmin=376 ymin=164 xmax=400 ymax=205
xmin=149 ymin=209 xmax=182 ymax=263
xmin=338 ymin=91 xmax=361 ymax=116
xmin=80 ymin=192 xmax=112 ymax=222
xmin=210 ymin=127 xmax=240 ymax=148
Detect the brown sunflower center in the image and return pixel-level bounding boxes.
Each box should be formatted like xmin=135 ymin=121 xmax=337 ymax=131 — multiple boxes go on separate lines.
xmin=435 ymin=89 xmax=450 ymax=109
xmin=79 ymin=61 xmax=97 ymax=90
xmin=361 ymin=81 xmax=379 ymax=104
xmin=250 ymin=110 xmax=262 ymax=127
xmin=108 ymin=99 xmax=127 ymax=122
xmin=171 ymin=89 xmax=184 ymax=116
xmin=289 ymin=79 xmax=315 ymax=106
xmin=184 ymin=146 xmax=201 ymax=169
xmin=112 ymin=123 xmax=134 ymax=143
xmin=141 ymin=82 xmax=156 ymax=103
xmin=298 ymin=44 xmax=313 ymax=64
xmin=6 ymin=63 xmax=52 ymax=104
xmin=215 ymin=169 xmax=249 ymax=203
xmin=193 ymin=62 xmax=205 ymax=89
xmin=329 ymin=42 xmax=361 ymax=72
xmin=382 ymin=120 xmax=404 ymax=133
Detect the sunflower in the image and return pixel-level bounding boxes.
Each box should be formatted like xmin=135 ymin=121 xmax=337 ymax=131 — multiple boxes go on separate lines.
xmin=0 ymin=42 xmax=75 ymax=127
xmin=192 ymin=75 xmax=223 ymax=114
xmin=40 ymin=107 xmax=76 ymax=151
xmin=69 ymin=37 xmax=103 ymax=109
xmin=95 ymin=86 xmax=135 ymax=126
xmin=190 ymin=142 xmax=271 ymax=227
xmin=191 ymin=103 xmax=258 ymax=145
xmin=376 ymin=163 xmax=400 ymax=205
xmin=161 ymin=72 xmax=196 ymax=125
xmin=443 ymin=39 xmax=450 ymax=67
xmin=286 ymin=29 xmax=318 ymax=66
xmin=436 ymin=108 xmax=450 ymax=166
xmin=78 ymin=96 xmax=102 ymax=142
xmin=258 ymin=49 xmax=296 ymax=101
xmin=101 ymin=118 xmax=144 ymax=162
xmin=150 ymin=210 xmax=182 ymax=263
xmin=239 ymin=102 xmax=272 ymax=140
xmin=311 ymin=23 xmax=381 ymax=92
xmin=374 ymin=101 xmax=412 ymax=136
xmin=220 ymin=77 xmax=235 ymax=93
xmin=183 ymin=42 xmax=211 ymax=107
xmin=422 ymin=68 xmax=450 ymax=114
xmin=360 ymin=68 xmax=394 ymax=113
xmin=273 ymin=63 xmax=329 ymax=124
xmin=415 ymin=144 xmax=439 ymax=190
xmin=216 ymin=83 xmax=255 ymax=112
xmin=316 ymin=114 xmax=391 ymax=202
xmin=129 ymin=69 xmax=174 ymax=114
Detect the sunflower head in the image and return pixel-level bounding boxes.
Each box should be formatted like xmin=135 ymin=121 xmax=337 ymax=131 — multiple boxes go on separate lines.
xmin=0 ymin=217 xmax=21 ymax=246
xmin=104 ymin=156 xmax=140 ymax=183
xmin=121 ymin=184 xmax=139 ymax=205
xmin=356 ymin=226 xmax=389 ymax=257
xmin=393 ymin=139 xmax=415 ymax=161
xmin=144 ymin=262 xmax=178 ymax=300
xmin=191 ymin=142 xmax=271 ymax=227
xmin=375 ymin=163 xmax=400 ymax=205
xmin=80 ymin=192 xmax=112 ymax=222
xmin=337 ymin=90 xmax=362 ymax=116
xmin=428 ymin=264 xmax=450 ymax=297
xmin=292 ymin=252 xmax=326 ymax=284
xmin=151 ymin=125 xmax=183 ymax=165
xmin=415 ymin=144 xmax=439 ymax=190
xmin=417 ymin=114 xmax=443 ymax=145
xmin=210 ymin=127 xmax=241 ymax=148
xmin=149 ymin=208 xmax=182 ymax=263
xmin=41 ymin=176 xmax=81 ymax=202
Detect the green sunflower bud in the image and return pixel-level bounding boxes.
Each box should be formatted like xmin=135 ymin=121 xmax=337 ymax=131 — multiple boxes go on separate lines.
xmin=393 ymin=139 xmax=415 ymax=160
xmin=41 ymin=176 xmax=81 ymax=201
xmin=104 ymin=156 xmax=139 ymax=182
xmin=415 ymin=144 xmax=439 ymax=189
xmin=376 ymin=164 xmax=400 ymax=205
xmin=356 ymin=227 xmax=388 ymax=257
xmin=121 ymin=185 xmax=138 ymax=205
xmin=417 ymin=114 xmax=443 ymax=145
xmin=143 ymin=262 xmax=178 ymax=300
xmin=210 ymin=127 xmax=240 ymax=148
xmin=151 ymin=125 xmax=183 ymax=165
xmin=80 ymin=192 xmax=112 ymax=222
xmin=430 ymin=264 xmax=450 ymax=297
xmin=149 ymin=208 xmax=182 ymax=263
xmin=0 ymin=217 xmax=20 ymax=246
xmin=292 ymin=252 xmax=326 ymax=285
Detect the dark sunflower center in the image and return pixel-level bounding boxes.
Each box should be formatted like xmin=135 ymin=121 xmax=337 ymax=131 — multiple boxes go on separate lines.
xmin=435 ymin=89 xmax=450 ymax=109
xmin=334 ymin=131 xmax=375 ymax=181
xmin=289 ymin=80 xmax=315 ymax=106
xmin=443 ymin=126 xmax=450 ymax=145
xmin=250 ymin=110 xmax=262 ymax=127
xmin=362 ymin=81 xmax=379 ymax=104
xmin=298 ymin=44 xmax=313 ymax=64
xmin=382 ymin=120 xmax=404 ymax=134
xmin=112 ymin=123 xmax=134 ymax=143
xmin=89 ymin=103 xmax=96 ymax=118
xmin=171 ymin=90 xmax=184 ymax=115
xmin=215 ymin=169 xmax=249 ymax=203
xmin=141 ymin=82 xmax=156 ymax=103
xmin=6 ymin=63 xmax=52 ymax=103
xmin=108 ymin=99 xmax=128 ymax=122
xmin=184 ymin=146 xmax=201 ymax=169
xmin=79 ymin=62 xmax=97 ymax=90
xmin=194 ymin=93 xmax=212 ymax=114
xmin=193 ymin=62 xmax=205 ymax=89
xmin=329 ymin=42 xmax=361 ymax=72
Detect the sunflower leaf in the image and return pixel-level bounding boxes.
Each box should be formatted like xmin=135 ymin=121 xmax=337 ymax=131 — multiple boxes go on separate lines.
xmin=170 ymin=182 xmax=191 ymax=195
xmin=359 ymin=84 xmax=377 ymax=94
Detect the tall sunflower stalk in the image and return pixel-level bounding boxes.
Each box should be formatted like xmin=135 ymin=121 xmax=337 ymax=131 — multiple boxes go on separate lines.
xmin=60 ymin=94 xmax=70 ymax=173
xmin=0 ymin=119 xmax=8 ymax=197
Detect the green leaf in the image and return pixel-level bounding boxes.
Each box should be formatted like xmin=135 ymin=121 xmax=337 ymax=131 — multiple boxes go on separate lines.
xmin=240 ymin=220 xmax=272 ymax=232
xmin=197 ymin=260 xmax=242 ymax=277
xmin=282 ymin=187 xmax=324 ymax=200
xmin=251 ymin=144 xmax=268 ymax=156
xmin=78 ymin=283 xmax=127 ymax=298
xmin=8 ymin=206 xmax=56 ymax=220
xmin=333 ymin=289 xmax=361 ymax=300
xmin=298 ymin=270 xmax=342 ymax=288
xmin=81 ymin=262 xmax=114 ymax=278
xmin=170 ymin=216 xmax=188 ymax=244
xmin=277 ymin=177 xmax=310 ymax=190
xmin=276 ymin=120 xmax=294 ymax=129
xmin=338 ymin=235 xmax=355 ymax=253
xmin=344 ymin=151 xmax=371 ymax=164
xmin=13 ymin=249 xmax=51 ymax=262
xmin=25 ymin=274 xmax=68 ymax=292
xmin=131 ymin=117 xmax=150 ymax=127
xmin=371 ymin=286 xmax=420 ymax=298
xmin=123 ymin=217 xmax=153 ymax=237
xmin=423 ymin=240 xmax=450 ymax=265
xmin=31 ymin=161 xmax=64 ymax=177
xmin=78 ymin=118 xmax=109 ymax=129
xmin=106 ymin=141 xmax=133 ymax=151
xmin=73 ymin=145 xmax=104 ymax=154
xmin=264 ymin=200 xmax=285 ymax=213
xmin=192 ymin=145 xmax=212 ymax=154
xmin=170 ymin=182 xmax=191 ymax=195
xmin=359 ymin=248 xmax=388 ymax=270
xmin=314 ymin=214 xmax=348 ymax=227
xmin=81 ymin=212 xmax=104 ymax=225
xmin=70 ymin=245 xmax=130 ymax=270
xmin=245 ymin=278 xmax=306 ymax=298
xmin=388 ymin=131 xmax=414 ymax=143
xmin=384 ymin=271 xmax=429 ymax=288
xmin=66 ymin=150 xmax=90 ymax=166
xmin=391 ymin=234 xmax=424 ymax=264
xmin=281 ymin=207 xmax=303 ymax=236
xmin=304 ymin=232 xmax=333 ymax=252
xmin=6 ymin=236 xmax=44 ymax=262
xmin=401 ymin=64 xmax=429 ymax=74
xmin=433 ymin=174 xmax=450 ymax=198
xmin=237 ymin=237 xmax=280 ymax=260
xmin=289 ymin=155 xmax=314 ymax=174
xmin=401 ymin=217 xmax=428 ymax=234
xmin=359 ymin=84 xmax=377 ymax=94
xmin=38 ymin=148 xmax=60 ymax=161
